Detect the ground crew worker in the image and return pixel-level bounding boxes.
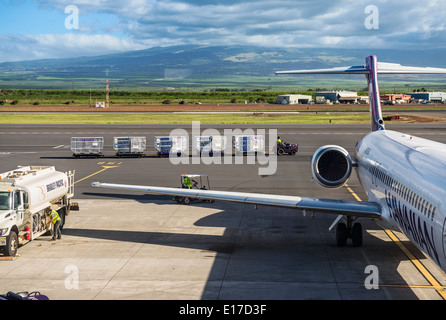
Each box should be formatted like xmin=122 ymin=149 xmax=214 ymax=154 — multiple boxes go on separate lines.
xmin=277 ymin=136 xmax=282 ymax=146
xmin=182 ymin=176 xmax=193 ymax=189
xmin=47 ymin=208 xmax=61 ymax=241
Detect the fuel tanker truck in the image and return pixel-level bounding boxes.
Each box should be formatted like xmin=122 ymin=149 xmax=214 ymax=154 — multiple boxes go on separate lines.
xmin=0 ymin=166 xmax=77 ymax=257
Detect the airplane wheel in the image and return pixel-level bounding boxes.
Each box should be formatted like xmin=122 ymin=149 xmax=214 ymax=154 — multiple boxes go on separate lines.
xmin=336 ymin=223 xmax=348 ymax=247
xmin=351 ymin=223 xmax=363 ymax=247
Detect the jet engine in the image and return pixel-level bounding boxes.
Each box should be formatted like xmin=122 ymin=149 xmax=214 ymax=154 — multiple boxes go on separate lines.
xmin=311 ymin=145 xmax=353 ymax=188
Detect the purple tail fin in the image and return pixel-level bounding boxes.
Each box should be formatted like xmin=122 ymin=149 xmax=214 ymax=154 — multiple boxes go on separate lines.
xmin=366 ymin=56 xmax=385 ymax=131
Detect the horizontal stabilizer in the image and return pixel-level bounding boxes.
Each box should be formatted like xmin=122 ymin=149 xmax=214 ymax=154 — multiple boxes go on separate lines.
xmin=276 ymin=62 xmax=446 ymax=75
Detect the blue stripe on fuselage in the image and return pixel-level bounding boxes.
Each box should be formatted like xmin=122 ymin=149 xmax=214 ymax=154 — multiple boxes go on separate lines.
xmin=385 ymin=189 xmax=439 ymax=265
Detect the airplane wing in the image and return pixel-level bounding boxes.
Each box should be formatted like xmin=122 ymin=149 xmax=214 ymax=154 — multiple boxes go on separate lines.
xmin=91 ymin=182 xmax=381 ymax=218
xmin=276 ymin=62 xmax=446 ymax=75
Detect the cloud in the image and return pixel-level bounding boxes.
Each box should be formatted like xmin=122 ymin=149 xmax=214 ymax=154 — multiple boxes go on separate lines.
xmin=0 ymin=33 xmax=147 ymax=62
xmin=1 ymin=0 xmax=446 ymax=62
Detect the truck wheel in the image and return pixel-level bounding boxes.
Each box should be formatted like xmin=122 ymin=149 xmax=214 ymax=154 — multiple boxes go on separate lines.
xmin=5 ymin=231 xmax=18 ymax=257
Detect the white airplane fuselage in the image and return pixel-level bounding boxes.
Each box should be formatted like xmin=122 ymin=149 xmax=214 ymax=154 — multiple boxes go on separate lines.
xmin=355 ymin=129 xmax=446 ymax=270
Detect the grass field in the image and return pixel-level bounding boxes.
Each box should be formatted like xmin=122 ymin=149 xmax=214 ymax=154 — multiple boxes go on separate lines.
xmin=0 ymin=113 xmax=373 ymax=124
xmin=0 ymin=88 xmax=442 ymax=124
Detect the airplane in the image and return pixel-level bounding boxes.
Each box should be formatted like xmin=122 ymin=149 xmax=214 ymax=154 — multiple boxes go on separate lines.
xmin=92 ymin=55 xmax=446 ymax=273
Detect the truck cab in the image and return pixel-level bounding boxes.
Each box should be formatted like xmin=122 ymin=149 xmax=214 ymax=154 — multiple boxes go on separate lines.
xmin=0 ymin=188 xmax=29 ymax=256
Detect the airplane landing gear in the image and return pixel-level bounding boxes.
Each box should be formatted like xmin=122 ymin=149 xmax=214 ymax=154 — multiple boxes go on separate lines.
xmin=336 ymin=216 xmax=362 ymax=247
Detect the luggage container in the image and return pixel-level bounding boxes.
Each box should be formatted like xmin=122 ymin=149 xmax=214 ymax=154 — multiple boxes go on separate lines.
xmin=113 ymin=136 xmax=146 ymax=157
xmin=154 ymin=136 xmax=188 ymax=157
xmin=193 ymin=136 xmax=212 ymax=156
xmin=232 ymin=135 xmax=265 ymax=155
xmin=211 ymin=135 xmax=227 ymax=155
xmin=71 ymin=137 xmax=103 ymax=158
xmin=193 ymin=135 xmax=227 ymax=156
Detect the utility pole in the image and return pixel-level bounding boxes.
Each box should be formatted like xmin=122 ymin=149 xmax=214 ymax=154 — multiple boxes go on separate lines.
xmin=106 ymin=80 xmax=110 ymax=108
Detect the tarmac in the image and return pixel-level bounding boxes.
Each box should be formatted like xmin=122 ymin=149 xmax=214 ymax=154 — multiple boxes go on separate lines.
xmin=1 ymin=123 xmax=446 ymax=301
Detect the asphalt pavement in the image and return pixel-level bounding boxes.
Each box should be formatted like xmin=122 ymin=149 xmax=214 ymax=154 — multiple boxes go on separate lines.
xmin=0 ymin=122 xmax=446 ymax=302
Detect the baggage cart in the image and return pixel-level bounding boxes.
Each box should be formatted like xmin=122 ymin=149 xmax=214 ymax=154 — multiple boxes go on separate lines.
xmin=193 ymin=135 xmax=227 ymax=156
xmin=71 ymin=137 xmax=103 ymax=158
xmin=154 ymin=136 xmax=187 ymax=157
xmin=193 ymin=136 xmax=212 ymax=156
xmin=113 ymin=136 xmax=146 ymax=157
xmin=232 ymin=135 xmax=265 ymax=155
xmin=211 ymin=135 xmax=227 ymax=155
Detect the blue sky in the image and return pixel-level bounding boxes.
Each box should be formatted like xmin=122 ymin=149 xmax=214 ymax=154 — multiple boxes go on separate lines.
xmin=1 ymin=0 xmax=446 ymax=62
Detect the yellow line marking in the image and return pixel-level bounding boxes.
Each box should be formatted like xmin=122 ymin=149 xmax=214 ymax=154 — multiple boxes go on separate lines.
xmin=344 ymin=183 xmax=446 ymax=299
xmin=345 ymin=183 xmax=362 ymax=201
xmin=378 ymin=284 xmax=446 ymax=289
xmin=74 ymin=166 xmax=118 ymax=185
xmin=384 ymin=229 xmax=446 ymax=299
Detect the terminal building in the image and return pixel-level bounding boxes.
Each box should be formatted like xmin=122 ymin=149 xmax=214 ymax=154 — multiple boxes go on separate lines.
xmin=380 ymin=94 xmax=412 ymax=104
xmin=276 ymin=94 xmax=312 ymax=104
xmin=314 ymin=91 xmax=359 ymax=104
xmin=408 ymin=92 xmax=446 ymax=103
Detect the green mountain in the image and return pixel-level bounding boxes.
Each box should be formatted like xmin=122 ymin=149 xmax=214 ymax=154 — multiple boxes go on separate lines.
xmin=1 ymin=45 xmax=445 ymax=91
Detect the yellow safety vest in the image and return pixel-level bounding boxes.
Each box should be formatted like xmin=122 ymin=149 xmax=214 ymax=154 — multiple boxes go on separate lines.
xmin=49 ymin=209 xmax=60 ymax=224
xmin=183 ymin=177 xmax=192 ymax=188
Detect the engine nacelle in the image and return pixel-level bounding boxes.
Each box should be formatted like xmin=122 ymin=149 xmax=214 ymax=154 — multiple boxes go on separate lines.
xmin=311 ymin=145 xmax=353 ymax=188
